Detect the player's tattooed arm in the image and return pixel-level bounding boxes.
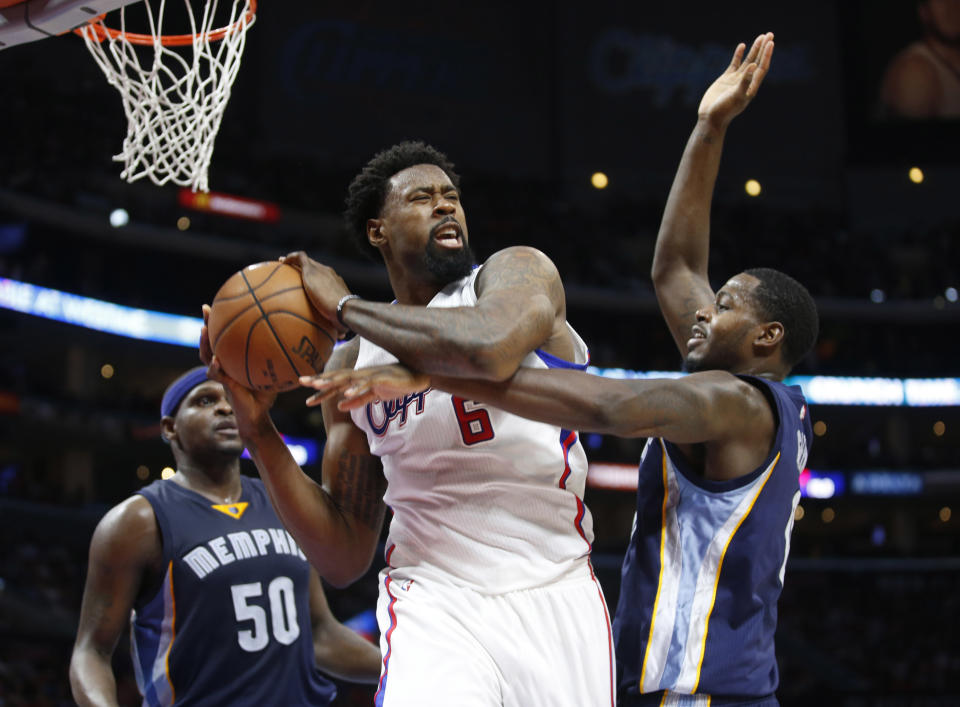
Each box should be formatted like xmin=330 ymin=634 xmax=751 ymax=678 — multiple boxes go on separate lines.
xmin=329 ymin=445 xmax=386 ymax=533
xmin=238 ymin=340 xmax=385 ymax=587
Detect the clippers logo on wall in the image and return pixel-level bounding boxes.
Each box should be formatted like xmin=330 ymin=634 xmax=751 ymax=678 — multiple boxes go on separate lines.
xmin=259 ymin=3 xmax=556 ymax=178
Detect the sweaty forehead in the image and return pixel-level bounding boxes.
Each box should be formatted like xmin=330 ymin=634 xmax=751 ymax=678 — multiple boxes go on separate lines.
xmin=388 ymin=164 xmax=454 ymax=195
xmin=720 ymin=273 xmax=760 ymax=300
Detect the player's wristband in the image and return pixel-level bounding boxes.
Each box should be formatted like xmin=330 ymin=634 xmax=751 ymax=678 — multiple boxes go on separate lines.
xmin=336 ymin=294 xmax=362 ymax=327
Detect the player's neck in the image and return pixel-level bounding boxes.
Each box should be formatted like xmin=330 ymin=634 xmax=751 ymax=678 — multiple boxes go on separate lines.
xmin=172 ymin=461 xmax=243 ymax=504
xmin=386 ymin=266 xmax=443 ymax=305
xmin=734 ymin=361 xmax=786 ymax=382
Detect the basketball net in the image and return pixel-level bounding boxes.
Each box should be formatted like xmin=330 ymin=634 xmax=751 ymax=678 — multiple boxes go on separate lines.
xmin=75 ymin=0 xmax=256 ymax=192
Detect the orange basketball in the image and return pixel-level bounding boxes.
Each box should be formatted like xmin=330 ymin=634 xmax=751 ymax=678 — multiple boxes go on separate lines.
xmin=207 ymin=262 xmax=337 ymax=392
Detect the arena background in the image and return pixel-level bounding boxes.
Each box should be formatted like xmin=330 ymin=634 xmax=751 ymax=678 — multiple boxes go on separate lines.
xmin=1 ymin=1 xmax=958 ymax=704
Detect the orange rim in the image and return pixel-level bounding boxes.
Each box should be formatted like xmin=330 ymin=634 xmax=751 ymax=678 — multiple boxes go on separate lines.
xmin=74 ymin=0 xmax=256 ymax=46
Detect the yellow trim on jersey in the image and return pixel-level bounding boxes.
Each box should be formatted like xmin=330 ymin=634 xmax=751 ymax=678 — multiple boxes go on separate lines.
xmin=690 ymin=452 xmax=780 ymax=692
xmin=164 ymin=560 xmax=177 ymax=702
xmin=639 ymin=440 xmax=671 ymax=693
xmin=210 ymin=501 xmax=249 ymax=519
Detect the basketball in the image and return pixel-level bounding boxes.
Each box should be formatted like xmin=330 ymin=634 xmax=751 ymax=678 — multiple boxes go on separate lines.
xmin=207 ymin=262 xmax=337 ymax=392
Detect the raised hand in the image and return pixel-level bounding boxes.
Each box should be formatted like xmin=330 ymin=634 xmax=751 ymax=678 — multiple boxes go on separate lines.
xmin=698 ymin=32 xmax=774 ymax=128
xmin=300 ymin=365 xmax=431 ymax=411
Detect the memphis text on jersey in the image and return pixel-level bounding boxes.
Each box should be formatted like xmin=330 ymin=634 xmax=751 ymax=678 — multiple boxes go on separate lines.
xmin=181 ymin=526 xmax=307 ymax=580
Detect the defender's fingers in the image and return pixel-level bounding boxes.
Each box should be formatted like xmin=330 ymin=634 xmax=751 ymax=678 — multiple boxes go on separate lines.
xmin=306 ymin=389 xmax=341 ymax=407
xmin=744 ymin=33 xmax=765 ymax=65
xmin=727 ymin=42 xmax=746 ymax=72
xmin=746 ymin=42 xmax=774 ymax=96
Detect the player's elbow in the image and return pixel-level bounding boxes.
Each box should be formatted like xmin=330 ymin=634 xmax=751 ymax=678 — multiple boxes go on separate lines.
xmin=325 ymin=541 xmax=379 ymax=588
xmin=466 ymin=301 xmax=556 ymax=381
xmin=464 ymin=344 xmax=521 ymax=382
xmin=324 ymin=568 xmax=363 ymax=589
xmin=650 ymin=255 xmax=680 ymax=291
xmin=441 ymin=328 xmax=531 ymax=381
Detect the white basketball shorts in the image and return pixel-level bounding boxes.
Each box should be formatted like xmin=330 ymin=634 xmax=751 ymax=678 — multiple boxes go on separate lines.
xmin=372 ymin=563 xmax=615 ymax=707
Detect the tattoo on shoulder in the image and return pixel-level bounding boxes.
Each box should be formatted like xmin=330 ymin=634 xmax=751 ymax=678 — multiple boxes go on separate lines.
xmin=481 ymin=248 xmax=557 ymax=297
xmin=332 ymin=449 xmax=385 ymax=531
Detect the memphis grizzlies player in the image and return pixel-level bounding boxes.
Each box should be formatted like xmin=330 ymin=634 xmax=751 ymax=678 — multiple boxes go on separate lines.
xmin=70 ymin=367 xmax=380 ymax=706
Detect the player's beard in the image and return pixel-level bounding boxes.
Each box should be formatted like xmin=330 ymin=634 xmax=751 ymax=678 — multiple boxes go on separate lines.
xmin=423 ymin=238 xmax=476 ymax=286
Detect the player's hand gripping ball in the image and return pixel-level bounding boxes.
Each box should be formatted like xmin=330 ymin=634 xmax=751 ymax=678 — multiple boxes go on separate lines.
xmin=207 ymin=262 xmax=336 ymax=392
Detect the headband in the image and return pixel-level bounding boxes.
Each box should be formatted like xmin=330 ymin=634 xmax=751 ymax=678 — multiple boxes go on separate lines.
xmin=160 ymin=366 xmax=210 ymax=419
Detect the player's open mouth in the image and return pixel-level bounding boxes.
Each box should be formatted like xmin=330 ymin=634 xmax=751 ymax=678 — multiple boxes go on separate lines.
xmin=431 ymin=220 xmax=463 ymax=248
xmin=688 ymin=325 xmax=706 ymax=348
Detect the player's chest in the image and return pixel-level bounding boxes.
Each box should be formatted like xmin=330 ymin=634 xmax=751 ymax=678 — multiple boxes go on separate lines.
xmin=357 ymin=388 xmax=501 ymax=451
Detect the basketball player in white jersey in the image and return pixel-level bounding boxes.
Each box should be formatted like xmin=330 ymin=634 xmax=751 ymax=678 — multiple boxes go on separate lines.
xmin=200 ymin=143 xmax=615 ymax=706
xmin=305 ymin=33 xmax=821 ymax=706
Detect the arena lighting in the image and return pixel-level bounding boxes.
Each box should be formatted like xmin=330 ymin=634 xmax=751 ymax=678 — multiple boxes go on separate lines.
xmin=242 ymin=436 xmax=319 ymax=466
xmin=850 ymin=471 xmax=923 ymax=495
xmin=586 ymin=462 xmax=639 ymax=491
xmin=587 ymin=367 xmax=960 ymax=407
xmin=1 ymin=278 xmax=957 ymax=407
xmin=178 ymin=188 xmax=281 ymax=222
xmin=799 ymin=469 xmax=845 ymax=498
xmin=0 ymin=277 xmax=201 ymax=347
xmin=792 ymin=375 xmax=905 ymax=406
xmin=109 ymin=208 xmax=129 ymax=227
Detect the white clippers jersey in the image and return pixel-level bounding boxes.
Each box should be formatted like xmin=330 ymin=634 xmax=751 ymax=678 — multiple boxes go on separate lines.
xmin=350 ymin=268 xmax=595 ymax=594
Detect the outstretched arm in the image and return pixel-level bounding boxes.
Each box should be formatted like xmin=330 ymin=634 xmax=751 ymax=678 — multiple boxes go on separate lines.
xmin=201 ymin=309 xmax=386 ymax=587
xmin=651 ymin=32 xmax=774 ymax=357
xmin=304 ymin=364 xmax=771 ymax=446
xmin=283 ymin=246 xmax=567 ymax=381
xmin=308 ymin=569 xmax=382 ymax=683
xmin=70 ymin=497 xmax=161 ymax=707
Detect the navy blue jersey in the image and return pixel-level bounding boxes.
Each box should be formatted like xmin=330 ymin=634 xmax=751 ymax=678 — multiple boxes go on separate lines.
xmin=614 ymin=376 xmax=811 ymax=700
xmin=132 ymin=476 xmax=337 ymax=707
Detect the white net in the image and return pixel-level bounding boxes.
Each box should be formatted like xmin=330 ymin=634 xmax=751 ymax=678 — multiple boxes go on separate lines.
xmin=76 ymin=0 xmax=255 ymax=192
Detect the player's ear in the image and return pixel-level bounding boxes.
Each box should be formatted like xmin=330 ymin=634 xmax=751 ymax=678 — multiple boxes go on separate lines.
xmin=160 ymin=416 xmax=176 ymax=445
xmin=367 ymin=219 xmax=385 ymax=247
xmin=754 ymin=321 xmax=784 ymax=356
